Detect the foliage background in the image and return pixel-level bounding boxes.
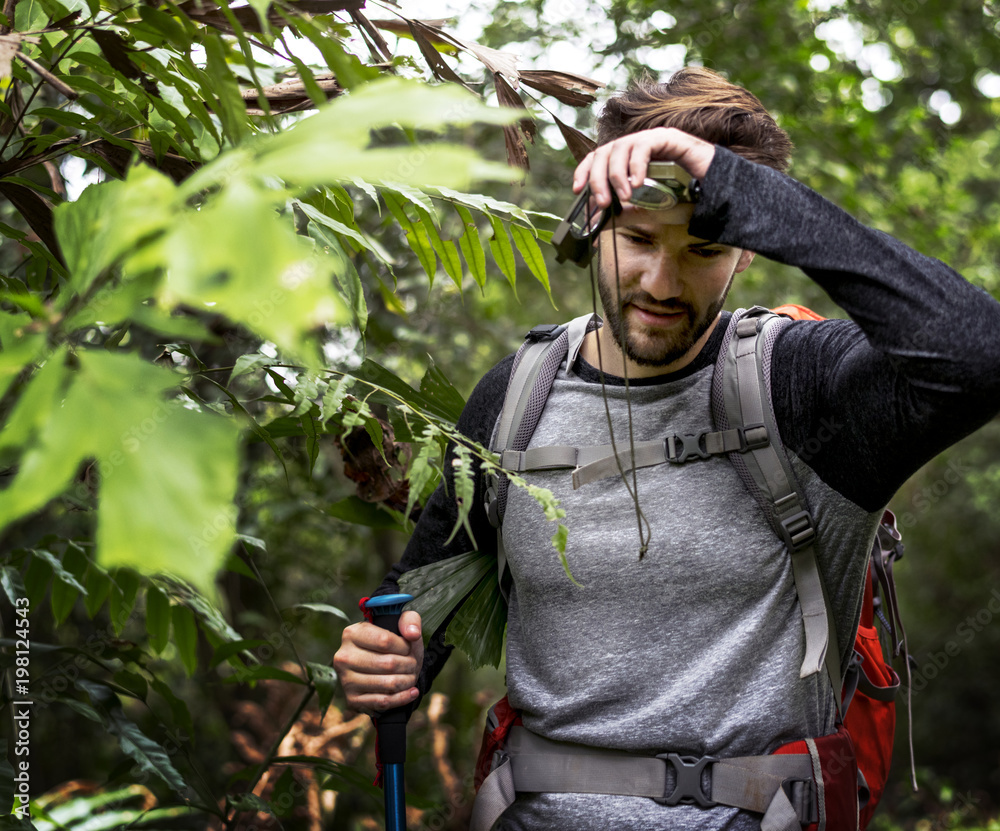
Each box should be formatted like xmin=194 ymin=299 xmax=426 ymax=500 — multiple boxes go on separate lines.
xmin=1 ymin=0 xmax=999 ymax=829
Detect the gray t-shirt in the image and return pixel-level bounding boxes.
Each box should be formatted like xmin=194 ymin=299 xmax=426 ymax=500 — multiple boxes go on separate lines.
xmin=499 ymin=328 xmax=874 ymax=831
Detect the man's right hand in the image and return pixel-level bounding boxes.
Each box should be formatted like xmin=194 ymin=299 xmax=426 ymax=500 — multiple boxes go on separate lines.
xmin=334 ymin=610 xmax=424 ymax=715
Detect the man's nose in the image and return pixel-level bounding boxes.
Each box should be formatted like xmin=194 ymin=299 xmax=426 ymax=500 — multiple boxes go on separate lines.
xmin=638 ymin=251 xmax=683 ymax=301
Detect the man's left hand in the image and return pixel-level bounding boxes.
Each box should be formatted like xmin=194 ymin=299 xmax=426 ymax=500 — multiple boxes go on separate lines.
xmin=573 ymin=127 xmax=716 ymax=210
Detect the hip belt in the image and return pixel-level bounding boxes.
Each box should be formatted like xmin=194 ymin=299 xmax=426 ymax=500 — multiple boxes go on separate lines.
xmin=470 ymin=725 xmax=821 ymax=831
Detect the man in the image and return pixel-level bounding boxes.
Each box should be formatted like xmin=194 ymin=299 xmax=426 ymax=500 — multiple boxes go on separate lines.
xmin=335 ymin=68 xmax=1000 ymax=829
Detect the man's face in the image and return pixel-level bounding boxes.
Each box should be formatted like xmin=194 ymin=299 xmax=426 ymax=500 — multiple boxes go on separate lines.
xmin=596 ymin=204 xmax=754 ymax=373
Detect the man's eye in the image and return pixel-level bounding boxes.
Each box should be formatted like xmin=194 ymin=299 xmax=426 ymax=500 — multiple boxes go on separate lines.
xmin=619 ymin=232 xmax=652 ymax=245
xmin=690 ymin=247 xmax=724 ymax=258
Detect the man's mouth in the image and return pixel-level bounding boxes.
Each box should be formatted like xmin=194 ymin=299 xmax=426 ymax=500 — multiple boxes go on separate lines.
xmin=629 ymin=304 xmax=688 ymax=327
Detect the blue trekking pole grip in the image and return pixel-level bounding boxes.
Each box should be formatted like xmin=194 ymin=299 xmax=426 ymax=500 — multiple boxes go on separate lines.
xmin=363 ymin=593 xmax=415 ymax=831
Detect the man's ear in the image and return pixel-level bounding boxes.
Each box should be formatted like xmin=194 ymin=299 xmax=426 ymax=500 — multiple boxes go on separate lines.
xmin=735 ymin=249 xmax=755 ymax=273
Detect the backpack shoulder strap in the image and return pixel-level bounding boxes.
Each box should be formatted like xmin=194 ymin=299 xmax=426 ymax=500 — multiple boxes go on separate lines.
xmin=713 ymin=307 xmax=843 ymax=712
xmin=485 ymin=315 xmax=598 ymax=599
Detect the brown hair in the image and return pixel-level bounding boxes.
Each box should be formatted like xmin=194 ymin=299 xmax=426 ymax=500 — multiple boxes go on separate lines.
xmin=596 ymin=67 xmax=793 ymax=172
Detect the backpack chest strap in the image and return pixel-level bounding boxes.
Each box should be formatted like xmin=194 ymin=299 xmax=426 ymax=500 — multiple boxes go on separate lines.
xmin=500 ymin=424 xmax=769 ymax=488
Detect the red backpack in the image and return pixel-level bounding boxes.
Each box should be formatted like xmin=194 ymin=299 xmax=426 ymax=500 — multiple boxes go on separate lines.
xmin=471 ymin=305 xmax=911 ymax=829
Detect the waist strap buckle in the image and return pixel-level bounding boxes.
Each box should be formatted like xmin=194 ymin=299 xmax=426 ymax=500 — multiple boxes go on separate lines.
xmin=654 ymin=753 xmax=718 ymax=808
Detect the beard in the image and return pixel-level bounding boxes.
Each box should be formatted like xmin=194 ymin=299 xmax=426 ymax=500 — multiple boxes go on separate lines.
xmin=597 ymin=261 xmax=735 ymax=368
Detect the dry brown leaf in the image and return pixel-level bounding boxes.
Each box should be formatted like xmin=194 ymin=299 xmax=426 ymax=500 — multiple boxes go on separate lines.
xmin=519 ymin=69 xmax=604 ymax=107
xmin=92 ymin=29 xmax=142 ymax=80
xmin=369 ymin=18 xmax=452 ymax=43
xmin=349 ymin=9 xmax=393 ymax=63
xmin=494 ymin=72 xmax=536 ymax=144
xmin=415 ymin=21 xmax=520 ymax=79
xmin=0 ymin=181 xmax=63 ymax=264
xmin=178 ymin=0 xmax=363 ymax=34
xmin=553 ymin=113 xmax=597 ymax=162
xmin=0 ymin=33 xmax=20 ymax=78
xmin=503 ymin=124 xmax=529 ymax=172
xmin=86 ymin=138 xmax=199 ymax=184
xmin=407 ymin=20 xmax=468 ymax=87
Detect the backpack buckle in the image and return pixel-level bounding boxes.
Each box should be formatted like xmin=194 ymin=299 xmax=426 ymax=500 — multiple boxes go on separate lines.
xmin=524 ymin=323 xmax=567 ymax=343
xmin=665 ymin=433 xmax=710 ymax=464
xmin=654 ymin=753 xmax=717 ymax=807
xmin=780 ymin=510 xmax=816 ymax=550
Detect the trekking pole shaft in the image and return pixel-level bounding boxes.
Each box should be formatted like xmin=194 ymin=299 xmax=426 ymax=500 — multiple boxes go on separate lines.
xmin=364 ymin=594 xmax=414 ymax=831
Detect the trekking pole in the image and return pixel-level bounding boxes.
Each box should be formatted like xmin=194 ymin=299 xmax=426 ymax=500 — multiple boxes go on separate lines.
xmin=362 ymin=593 xmax=415 ymax=831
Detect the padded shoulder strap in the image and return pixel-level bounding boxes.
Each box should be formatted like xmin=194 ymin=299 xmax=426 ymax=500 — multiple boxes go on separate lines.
xmin=713 ymin=307 xmax=843 ymax=710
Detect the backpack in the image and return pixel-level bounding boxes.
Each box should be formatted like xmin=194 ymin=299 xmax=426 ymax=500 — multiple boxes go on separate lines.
xmin=475 ymin=305 xmax=910 ymax=830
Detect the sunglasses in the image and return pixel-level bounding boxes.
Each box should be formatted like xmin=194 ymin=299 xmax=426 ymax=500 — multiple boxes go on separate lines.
xmin=552 ymin=162 xmax=696 ymax=267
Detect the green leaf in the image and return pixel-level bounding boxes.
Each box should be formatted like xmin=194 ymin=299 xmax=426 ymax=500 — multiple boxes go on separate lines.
xmin=0 ymin=566 xmax=26 ymax=607
xmin=444 ymin=563 xmax=507 ymax=670
xmin=295 ymin=198 xmax=394 ymax=266
xmin=0 ymin=352 xmax=240 ymax=594
xmin=210 ymin=639 xmax=267 ymax=668
xmin=269 ymin=767 xmax=299 ymax=817
xmin=418 ymin=361 xmax=466 ymax=423
xmin=229 ymin=792 xmax=278 ymax=818
xmin=416 ymin=205 xmax=464 ymax=289
xmin=112 ymin=668 xmax=149 ymax=700
xmin=509 ymin=224 xmax=552 ymax=297
xmin=30 ymin=549 xmax=87 ymax=594
xmin=397 ymin=551 xmax=494 ymax=637
xmin=171 ymin=603 xmax=199 ymax=676
xmin=230 ymin=354 xmax=276 ymax=382
xmin=84 ymin=560 xmax=113 ymax=618
xmin=53 ymin=166 xmax=176 ymax=303
xmin=445 ymin=444 xmax=477 ymax=547
xmin=324 ymin=496 xmax=407 ymax=530
xmin=306 ymin=662 xmax=337 ymax=719
xmin=320 ymin=374 xmax=355 ymax=425
xmin=383 ymin=190 xmax=436 ymax=283
xmin=151 ymin=676 xmax=194 ymax=737
xmin=404 ymin=437 xmax=441 ymax=522
xmin=157 ymin=178 xmax=348 ymax=366
xmin=488 ymin=215 xmax=518 ymax=293
xmin=0 ymin=312 xmax=46 ymax=402
xmin=455 ymin=205 xmax=487 ymax=288
xmin=293 ymin=603 xmax=348 ymax=621
xmin=160 ymin=577 xmax=244 ymax=645
xmin=351 ymin=359 xmax=460 ymax=422
xmin=77 ymin=680 xmax=189 ymax=794
xmin=202 ymin=32 xmax=249 ymax=146
xmin=272 ymin=755 xmax=382 ymax=804
xmin=109 ymin=569 xmax=141 ymax=636
xmin=49 ymin=544 xmax=89 ymax=625
xmin=145 ymin=584 xmax=171 ymax=654
xmin=22 ymin=550 xmax=51 ymax=610
xmin=309 ymin=222 xmax=368 ymax=333
xmin=0 ymin=348 xmax=72 ymax=460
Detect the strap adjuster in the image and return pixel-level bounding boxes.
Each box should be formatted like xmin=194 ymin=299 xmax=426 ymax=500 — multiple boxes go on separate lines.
xmin=740 ymin=424 xmax=769 ymax=452
xmin=525 ymin=323 xmax=567 ymax=342
xmin=780 ymin=510 xmax=816 ymax=550
xmin=666 ymin=433 xmax=710 ymax=464
xmin=654 ymin=753 xmax=717 ymax=807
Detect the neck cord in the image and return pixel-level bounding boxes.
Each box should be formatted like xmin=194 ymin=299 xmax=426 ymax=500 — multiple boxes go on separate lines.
xmin=588 ymin=216 xmax=652 ymax=557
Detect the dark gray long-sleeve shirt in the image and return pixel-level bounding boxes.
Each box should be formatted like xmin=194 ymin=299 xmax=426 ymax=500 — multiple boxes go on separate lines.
xmin=373 ymin=147 xmax=1000 ymax=829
